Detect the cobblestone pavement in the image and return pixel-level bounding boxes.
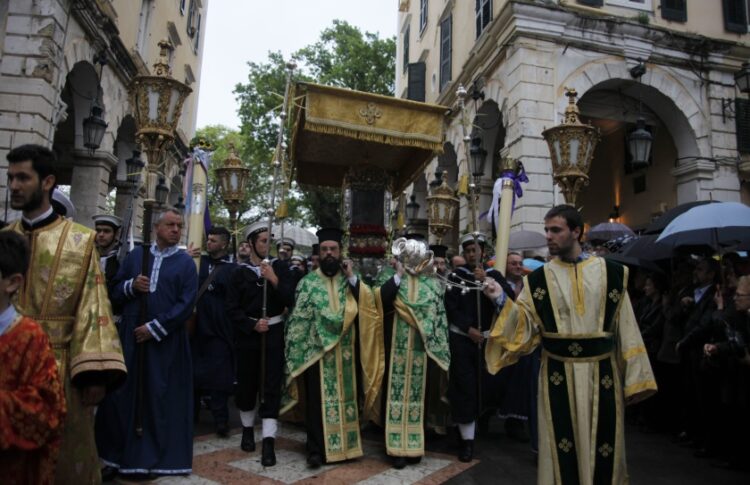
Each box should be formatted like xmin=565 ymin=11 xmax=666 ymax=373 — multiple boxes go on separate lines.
xmin=111 ymin=409 xmax=750 ymax=484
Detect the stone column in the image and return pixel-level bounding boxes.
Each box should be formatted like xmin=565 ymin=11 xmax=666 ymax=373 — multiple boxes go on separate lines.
xmin=69 ymin=149 xmax=117 ymax=228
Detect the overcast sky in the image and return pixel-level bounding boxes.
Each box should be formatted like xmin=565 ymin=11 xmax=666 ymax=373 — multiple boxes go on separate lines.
xmin=196 ymin=0 xmax=397 ymax=130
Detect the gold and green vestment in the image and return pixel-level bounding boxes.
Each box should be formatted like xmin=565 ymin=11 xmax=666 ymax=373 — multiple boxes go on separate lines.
xmin=485 ymin=257 xmax=656 ymax=485
xmin=377 ymin=274 xmax=450 ymax=457
xmin=283 ymin=269 xmax=383 ymax=463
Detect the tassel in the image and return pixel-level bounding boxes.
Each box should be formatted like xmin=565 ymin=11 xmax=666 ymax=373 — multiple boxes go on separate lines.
xmin=275 ymin=200 xmax=289 ymax=219
xmin=458 ymin=174 xmax=469 ymax=196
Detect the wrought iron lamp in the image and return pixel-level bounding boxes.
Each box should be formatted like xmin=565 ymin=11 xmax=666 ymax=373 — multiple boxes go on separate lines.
xmin=426 ymin=171 xmax=459 ymax=245
xmin=130 ymin=39 xmax=192 ymax=197
xmin=627 ymin=63 xmax=652 ymax=169
xmin=542 ymin=88 xmax=600 ymax=206
xmin=405 ymin=194 xmax=420 ymax=224
xmin=735 ymin=62 xmax=750 ymax=94
xmin=125 ymin=150 xmax=145 ymax=187
xmin=82 ymin=52 xmax=108 ymax=153
xmin=469 ymin=136 xmax=487 ymax=180
xmin=215 ymin=146 xmax=250 ymax=255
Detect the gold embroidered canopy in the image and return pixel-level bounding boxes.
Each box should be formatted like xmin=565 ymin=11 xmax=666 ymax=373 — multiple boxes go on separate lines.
xmin=289 ymin=82 xmax=448 ymax=194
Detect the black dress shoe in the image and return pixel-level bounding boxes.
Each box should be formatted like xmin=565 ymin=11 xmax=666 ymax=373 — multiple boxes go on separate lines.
xmin=307 ymin=452 xmax=323 ymax=468
xmin=458 ymin=439 xmax=474 ymax=462
xmin=392 ymin=456 xmax=407 ymax=469
xmin=216 ymin=422 xmax=229 ymax=438
xmin=101 ymin=466 xmax=118 ymax=482
xmin=240 ymin=426 xmax=255 ymax=452
xmin=261 ymin=437 xmax=277 ymax=467
xmin=406 ymin=456 xmax=422 ymax=464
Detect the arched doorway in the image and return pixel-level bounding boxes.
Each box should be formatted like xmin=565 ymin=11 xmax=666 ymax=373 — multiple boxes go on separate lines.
xmin=52 ymin=61 xmax=115 ymax=226
xmin=469 ymin=100 xmax=506 ymax=236
xmin=577 ymin=80 xmax=683 ymax=231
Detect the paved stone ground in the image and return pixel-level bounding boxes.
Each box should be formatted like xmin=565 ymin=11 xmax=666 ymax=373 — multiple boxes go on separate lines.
xmin=111 ymin=407 xmax=749 ymax=484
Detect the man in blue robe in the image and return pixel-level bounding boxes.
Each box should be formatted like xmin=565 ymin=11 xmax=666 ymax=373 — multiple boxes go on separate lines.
xmin=192 ymin=226 xmax=236 ymax=437
xmin=95 ymin=208 xmax=198 ymax=478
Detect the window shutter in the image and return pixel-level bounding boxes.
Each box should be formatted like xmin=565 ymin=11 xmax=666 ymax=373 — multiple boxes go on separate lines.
xmin=661 ymin=0 xmax=687 ymax=22
xmin=723 ymin=0 xmax=748 ymax=33
xmin=407 ymin=62 xmax=426 ymax=102
xmin=440 ymin=15 xmax=451 ymax=92
xmin=403 ymin=25 xmax=410 ymax=73
xmin=735 ymin=98 xmax=750 ymax=154
xmin=577 ymin=0 xmax=603 ymax=6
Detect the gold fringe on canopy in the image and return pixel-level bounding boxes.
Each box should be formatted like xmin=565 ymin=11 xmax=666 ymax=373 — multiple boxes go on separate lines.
xmin=290 ymin=82 xmax=448 ymax=192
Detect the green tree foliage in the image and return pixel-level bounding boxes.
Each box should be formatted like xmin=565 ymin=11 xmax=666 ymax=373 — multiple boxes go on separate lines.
xmin=231 ymin=20 xmax=395 ymax=227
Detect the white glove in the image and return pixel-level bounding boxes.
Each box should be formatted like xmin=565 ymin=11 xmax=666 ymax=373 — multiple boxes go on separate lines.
xmin=483 ymin=277 xmax=504 ymax=300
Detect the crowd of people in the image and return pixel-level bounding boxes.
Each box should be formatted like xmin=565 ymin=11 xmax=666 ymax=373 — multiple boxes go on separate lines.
xmin=0 ymin=144 xmax=747 ymax=485
xmin=626 ymin=253 xmax=750 ymax=471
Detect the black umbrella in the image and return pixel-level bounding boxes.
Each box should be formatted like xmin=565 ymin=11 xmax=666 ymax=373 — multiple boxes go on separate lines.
xmin=643 ymin=200 xmax=719 ymax=235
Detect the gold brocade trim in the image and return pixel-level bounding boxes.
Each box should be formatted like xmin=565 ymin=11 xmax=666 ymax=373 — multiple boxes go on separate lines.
xmin=40 ymin=220 xmax=73 ymax=314
xmin=303 ymin=119 xmax=443 ymax=152
xmin=613 ymin=356 xmax=625 ymax=480
xmin=356 ymin=281 xmax=384 ymax=424
xmin=69 ymin=352 xmax=127 ymax=372
xmin=624 ymin=379 xmax=658 ymax=399
xmin=565 ymin=361 xmax=581 ymax=478
xmin=621 ymin=345 xmax=647 ymax=361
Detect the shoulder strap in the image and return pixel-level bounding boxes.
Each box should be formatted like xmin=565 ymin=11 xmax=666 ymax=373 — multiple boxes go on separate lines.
xmin=526 ymin=265 xmax=558 ymax=333
xmin=602 ymin=259 xmax=625 ymax=333
xmin=196 ymin=263 xmax=223 ymax=302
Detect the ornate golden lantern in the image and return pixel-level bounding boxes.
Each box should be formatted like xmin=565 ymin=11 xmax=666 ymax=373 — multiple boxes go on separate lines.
xmin=426 ymin=171 xmax=459 ymax=244
xmin=130 ymin=39 xmax=192 ymax=196
xmin=542 ymin=88 xmax=600 ymax=206
xmin=215 ymin=145 xmax=250 ymax=252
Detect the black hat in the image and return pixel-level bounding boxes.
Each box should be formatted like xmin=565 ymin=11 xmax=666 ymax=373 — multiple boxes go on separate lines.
xmin=312 ymin=243 xmax=320 ymax=256
xmin=316 ymin=227 xmax=343 ymax=244
xmin=404 ymin=233 xmax=426 ymax=241
xmin=429 ymin=244 xmax=448 ymax=259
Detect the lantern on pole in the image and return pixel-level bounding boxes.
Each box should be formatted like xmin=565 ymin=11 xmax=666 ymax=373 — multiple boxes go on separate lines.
xmin=130 ymin=39 xmax=192 ymax=198
xmin=541 ymin=88 xmax=600 ymax=206
xmin=215 ymin=145 xmax=250 ymax=256
xmin=426 ymin=171 xmax=459 ymax=245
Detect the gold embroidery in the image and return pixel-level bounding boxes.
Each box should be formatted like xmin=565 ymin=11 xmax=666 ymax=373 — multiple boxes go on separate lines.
xmin=568 ymin=342 xmax=583 ymax=356
xmin=598 ymin=443 xmax=613 ymax=457
xmin=601 ymin=375 xmax=613 ymax=389
xmin=558 ymin=438 xmax=573 ymax=453
xmin=608 ymin=288 xmax=621 ymax=303
xmin=550 ymin=371 xmax=564 ymax=385
xmin=359 ymin=102 xmax=382 ymax=125
xmin=533 ymin=287 xmax=547 ymax=301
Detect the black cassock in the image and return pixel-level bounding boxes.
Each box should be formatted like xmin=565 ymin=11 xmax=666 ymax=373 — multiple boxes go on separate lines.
xmin=444 ymin=265 xmax=514 ymax=424
xmin=226 ymin=259 xmax=301 ymax=418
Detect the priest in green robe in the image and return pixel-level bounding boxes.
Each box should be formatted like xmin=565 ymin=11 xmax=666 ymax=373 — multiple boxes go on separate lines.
xmin=283 ymin=228 xmax=384 ymax=468
xmin=376 ymin=238 xmax=450 ymax=469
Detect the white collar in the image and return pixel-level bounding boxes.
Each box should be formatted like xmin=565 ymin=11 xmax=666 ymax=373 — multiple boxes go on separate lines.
xmin=22 ymin=206 xmax=54 ymax=227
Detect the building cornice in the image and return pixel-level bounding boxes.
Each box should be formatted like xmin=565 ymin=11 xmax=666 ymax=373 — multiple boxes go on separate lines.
xmin=437 ymin=0 xmax=750 ymax=114
xmin=70 ymin=0 xmax=140 ymax=86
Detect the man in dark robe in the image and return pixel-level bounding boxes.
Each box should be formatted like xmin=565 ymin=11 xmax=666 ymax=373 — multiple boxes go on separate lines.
xmin=192 ymin=226 xmax=236 ymax=437
xmin=445 ymin=232 xmax=514 ymax=462
xmin=95 ymin=208 xmax=197 ymax=478
xmin=226 ymin=221 xmax=300 ymax=466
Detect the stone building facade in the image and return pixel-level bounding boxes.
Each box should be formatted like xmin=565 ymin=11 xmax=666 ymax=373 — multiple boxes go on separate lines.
xmin=396 ymin=0 xmax=750 ymax=244
xmin=0 ymin=0 xmax=207 ymax=227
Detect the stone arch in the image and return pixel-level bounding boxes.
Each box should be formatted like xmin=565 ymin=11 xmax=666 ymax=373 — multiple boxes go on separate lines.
xmin=557 ymin=59 xmax=705 ymax=160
